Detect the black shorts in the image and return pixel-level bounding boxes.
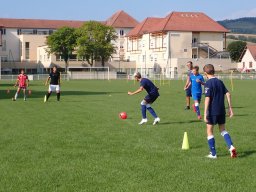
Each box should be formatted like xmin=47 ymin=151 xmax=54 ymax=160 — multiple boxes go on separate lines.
xmin=185 ymin=86 xmax=192 ymax=97
xmin=144 ymin=94 xmax=159 ymax=104
xmin=206 ymin=115 xmax=226 ymax=125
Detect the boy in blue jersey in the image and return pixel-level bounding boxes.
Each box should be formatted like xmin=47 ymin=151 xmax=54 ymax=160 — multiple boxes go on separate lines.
xmin=203 ymin=64 xmax=237 ymax=159
xmin=184 ymin=61 xmax=193 ymax=110
xmin=128 ymin=72 xmax=160 ymax=125
xmin=187 ymin=66 xmax=205 ymax=119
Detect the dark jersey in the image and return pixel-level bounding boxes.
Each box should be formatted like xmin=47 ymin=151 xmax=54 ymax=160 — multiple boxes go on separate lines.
xmin=205 ymin=77 xmax=228 ymax=116
xmin=140 ymin=78 xmax=159 ymax=96
xmin=49 ymin=71 xmax=60 ymax=85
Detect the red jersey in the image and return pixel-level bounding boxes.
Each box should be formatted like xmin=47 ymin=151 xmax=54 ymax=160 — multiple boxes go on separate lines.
xmin=18 ymin=74 xmax=28 ymax=87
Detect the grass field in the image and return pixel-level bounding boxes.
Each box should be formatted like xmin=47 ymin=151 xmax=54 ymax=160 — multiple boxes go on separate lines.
xmin=0 ymin=79 xmax=255 ymax=192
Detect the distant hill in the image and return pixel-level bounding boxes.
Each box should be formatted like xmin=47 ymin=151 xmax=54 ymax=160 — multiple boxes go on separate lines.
xmin=218 ymin=17 xmax=256 ymax=34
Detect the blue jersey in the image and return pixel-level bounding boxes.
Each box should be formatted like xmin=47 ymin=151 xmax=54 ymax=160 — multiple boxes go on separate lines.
xmin=190 ymin=74 xmax=204 ymax=94
xmin=140 ymin=78 xmax=159 ymax=96
xmin=205 ymin=77 xmax=228 ymax=116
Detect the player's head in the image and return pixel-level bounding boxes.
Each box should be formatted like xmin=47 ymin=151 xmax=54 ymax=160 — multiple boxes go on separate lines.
xmin=203 ymin=64 xmax=215 ymax=76
xmin=20 ymin=69 xmax=25 ymax=74
xmin=134 ymin=72 xmax=141 ymax=81
xmin=186 ymin=61 xmax=193 ymax=70
xmin=52 ymin=66 xmax=57 ymax=73
xmin=192 ymin=66 xmax=199 ymax=75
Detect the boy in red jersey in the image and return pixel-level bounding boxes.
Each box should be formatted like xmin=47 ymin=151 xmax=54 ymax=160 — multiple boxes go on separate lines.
xmin=12 ymin=69 xmax=29 ymax=101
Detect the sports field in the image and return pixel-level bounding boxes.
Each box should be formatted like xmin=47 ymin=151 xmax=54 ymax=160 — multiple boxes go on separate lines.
xmin=0 ymin=79 xmax=255 ymax=192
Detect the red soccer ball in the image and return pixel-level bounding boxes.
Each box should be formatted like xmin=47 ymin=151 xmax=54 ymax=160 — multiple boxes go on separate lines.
xmin=119 ymin=112 xmax=127 ymax=119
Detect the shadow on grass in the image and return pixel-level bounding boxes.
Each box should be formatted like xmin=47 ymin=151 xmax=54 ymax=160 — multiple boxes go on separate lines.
xmin=238 ymin=150 xmax=256 ymax=158
xmin=160 ymin=120 xmax=201 ymax=125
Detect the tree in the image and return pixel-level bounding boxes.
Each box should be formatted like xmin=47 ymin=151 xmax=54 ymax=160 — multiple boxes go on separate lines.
xmin=46 ymin=27 xmax=77 ymax=72
xmin=227 ymin=41 xmax=247 ymax=62
xmin=76 ymin=21 xmax=117 ymax=67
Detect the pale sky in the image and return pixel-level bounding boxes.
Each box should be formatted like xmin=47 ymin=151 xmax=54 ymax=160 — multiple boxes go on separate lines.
xmin=1 ymin=0 xmax=256 ymax=21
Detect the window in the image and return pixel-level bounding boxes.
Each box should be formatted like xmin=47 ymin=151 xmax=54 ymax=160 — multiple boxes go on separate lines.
xmin=120 ymin=30 xmax=124 ymax=36
xmin=249 ymin=62 xmax=253 ymax=68
xmin=243 ymin=62 xmax=245 ymax=68
xmin=0 ymin=28 xmax=6 ymax=35
xmin=2 ymin=40 xmax=6 ymax=51
xmin=1 ymin=56 xmax=8 ymax=62
xmin=192 ymin=54 xmax=197 ymax=59
xmin=25 ymin=42 xmax=30 ymax=60
xmin=184 ymin=49 xmax=187 ymax=52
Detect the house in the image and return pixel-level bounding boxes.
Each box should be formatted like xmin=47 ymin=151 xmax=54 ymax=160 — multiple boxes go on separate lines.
xmin=238 ymin=45 xmax=256 ymax=72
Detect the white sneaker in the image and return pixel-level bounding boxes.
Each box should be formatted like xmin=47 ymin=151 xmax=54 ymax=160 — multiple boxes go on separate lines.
xmin=206 ymin=152 xmax=217 ymax=159
xmin=138 ymin=119 xmax=147 ymax=125
xmin=229 ymin=146 xmax=237 ymax=158
xmin=44 ymin=95 xmax=47 ymax=103
xmin=153 ymin=117 xmax=160 ymax=125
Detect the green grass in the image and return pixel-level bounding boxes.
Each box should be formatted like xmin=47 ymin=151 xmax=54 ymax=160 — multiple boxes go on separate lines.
xmin=0 ymin=79 xmax=255 ymax=192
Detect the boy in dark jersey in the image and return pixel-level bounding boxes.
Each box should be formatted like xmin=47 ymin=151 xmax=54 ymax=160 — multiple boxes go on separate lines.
xmin=44 ymin=66 xmax=61 ymax=102
xmin=128 ymin=72 xmax=160 ymax=125
xmin=184 ymin=61 xmax=193 ymax=110
xmin=203 ymin=64 xmax=237 ymax=159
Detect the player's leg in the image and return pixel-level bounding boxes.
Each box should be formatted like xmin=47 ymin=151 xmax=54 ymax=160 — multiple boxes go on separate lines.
xmin=185 ymin=87 xmax=192 ymax=110
xmin=23 ymin=87 xmax=27 ymax=101
xmin=56 ymin=85 xmax=60 ymax=101
xmin=146 ymin=98 xmax=160 ymax=125
xmin=46 ymin=85 xmax=53 ymax=101
xmin=138 ymin=100 xmax=148 ymax=125
xmin=206 ymin=117 xmax=217 ymax=158
xmin=14 ymin=87 xmax=21 ymax=100
xmin=194 ymin=94 xmax=202 ymax=119
xmin=218 ymin=120 xmax=237 ymax=158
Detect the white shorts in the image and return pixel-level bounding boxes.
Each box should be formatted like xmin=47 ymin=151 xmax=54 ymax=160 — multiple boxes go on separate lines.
xmin=49 ymin=84 xmax=60 ymax=92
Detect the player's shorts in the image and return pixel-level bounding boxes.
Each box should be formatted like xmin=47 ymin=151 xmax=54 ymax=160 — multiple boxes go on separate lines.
xmin=49 ymin=84 xmax=60 ymax=92
xmin=185 ymin=86 xmax=192 ymax=97
xmin=192 ymin=92 xmax=202 ymax=101
xmin=206 ymin=115 xmax=226 ymax=125
xmin=144 ymin=94 xmax=159 ymax=104
xmin=19 ymin=86 xmax=27 ymax=90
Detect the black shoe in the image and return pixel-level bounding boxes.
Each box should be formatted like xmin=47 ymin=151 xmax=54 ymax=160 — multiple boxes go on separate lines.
xmin=185 ymin=106 xmax=190 ymax=110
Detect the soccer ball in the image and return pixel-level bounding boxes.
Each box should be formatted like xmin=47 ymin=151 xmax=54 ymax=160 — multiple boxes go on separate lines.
xmin=119 ymin=112 xmax=127 ymax=119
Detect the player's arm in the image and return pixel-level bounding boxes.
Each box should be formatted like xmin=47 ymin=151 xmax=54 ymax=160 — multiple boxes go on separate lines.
xmin=204 ymin=96 xmax=210 ymax=123
xmin=45 ymin=77 xmax=50 ymax=86
xmin=226 ymin=92 xmax=234 ymax=118
xmin=27 ymin=77 xmax=30 ymax=87
xmin=128 ymin=86 xmax=144 ymax=95
xmin=196 ymin=78 xmax=205 ymax=85
xmin=14 ymin=78 xmax=19 ymax=87
xmin=184 ymin=76 xmax=190 ymax=90
xmin=58 ymin=74 xmax=61 ymax=86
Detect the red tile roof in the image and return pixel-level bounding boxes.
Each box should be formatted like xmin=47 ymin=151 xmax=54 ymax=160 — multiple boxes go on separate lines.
xmin=105 ymin=10 xmax=139 ymax=28
xmin=0 ymin=18 xmax=85 ymax=29
xmin=150 ymin=12 xmax=229 ymax=33
xmin=247 ymin=45 xmax=256 ymax=61
xmin=127 ymin=17 xmax=163 ymax=37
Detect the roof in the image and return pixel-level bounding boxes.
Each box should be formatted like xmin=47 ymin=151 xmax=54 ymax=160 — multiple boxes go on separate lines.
xmin=240 ymin=45 xmax=256 ymax=61
xmin=0 ymin=18 xmax=85 ymax=29
xmin=127 ymin=17 xmax=163 ymax=37
xmin=149 ymin=12 xmax=229 ymax=33
xmin=105 ymin=10 xmax=139 ymax=28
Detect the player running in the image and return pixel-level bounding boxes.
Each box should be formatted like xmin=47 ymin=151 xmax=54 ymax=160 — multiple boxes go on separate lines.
xmin=44 ymin=66 xmax=61 ymax=102
xmin=187 ymin=66 xmax=205 ymax=119
xmin=12 ymin=69 xmax=29 ymax=101
xmin=203 ymin=64 xmax=237 ymax=159
xmin=128 ymin=72 xmax=160 ymax=125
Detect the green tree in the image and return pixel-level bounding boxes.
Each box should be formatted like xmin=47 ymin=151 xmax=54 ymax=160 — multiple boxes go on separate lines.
xmin=46 ymin=27 xmax=77 ymax=72
xmin=227 ymin=41 xmax=247 ymax=61
xmin=76 ymin=21 xmax=117 ymax=67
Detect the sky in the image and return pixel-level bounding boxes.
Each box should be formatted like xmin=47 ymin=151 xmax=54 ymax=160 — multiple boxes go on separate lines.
xmin=1 ymin=0 xmax=256 ymax=22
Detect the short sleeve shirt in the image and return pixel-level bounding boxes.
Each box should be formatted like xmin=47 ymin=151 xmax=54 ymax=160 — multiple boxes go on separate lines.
xmin=190 ymin=74 xmax=204 ymax=94
xmin=140 ymin=78 xmax=159 ymax=96
xmin=18 ymin=74 xmax=28 ymax=87
xmin=49 ymin=71 xmax=60 ymax=85
xmin=204 ymin=77 xmax=228 ymax=116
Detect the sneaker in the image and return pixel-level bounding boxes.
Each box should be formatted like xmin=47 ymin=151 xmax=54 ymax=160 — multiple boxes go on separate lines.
xmin=192 ymin=104 xmax=197 ymax=112
xmin=12 ymin=97 xmax=16 ymax=101
xmin=229 ymin=146 xmax=237 ymax=158
xmin=153 ymin=117 xmax=160 ymax=125
xmin=185 ymin=106 xmax=190 ymax=110
xmin=206 ymin=152 xmax=217 ymax=159
xmin=197 ymin=115 xmax=202 ymax=120
xmin=44 ymin=95 xmax=47 ymax=103
xmin=24 ymin=98 xmax=27 ymax=101
xmin=138 ymin=119 xmax=147 ymax=125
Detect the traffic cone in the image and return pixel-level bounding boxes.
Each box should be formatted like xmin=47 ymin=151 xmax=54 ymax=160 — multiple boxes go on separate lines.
xmin=182 ymin=132 xmax=189 ymax=150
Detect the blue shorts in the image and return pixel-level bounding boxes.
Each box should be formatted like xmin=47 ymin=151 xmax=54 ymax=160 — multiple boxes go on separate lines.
xmin=185 ymin=86 xmax=192 ymax=97
xmin=206 ymin=115 xmax=226 ymax=125
xmin=192 ymin=93 xmax=202 ymax=101
xmin=144 ymin=94 xmax=159 ymax=104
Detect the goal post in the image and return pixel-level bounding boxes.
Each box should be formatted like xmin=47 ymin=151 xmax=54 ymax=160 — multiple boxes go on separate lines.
xmin=68 ymin=67 xmax=111 ymax=80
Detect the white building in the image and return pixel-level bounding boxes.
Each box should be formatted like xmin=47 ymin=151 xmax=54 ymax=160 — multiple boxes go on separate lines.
xmin=238 ymin=45 xmax=256 ymax=71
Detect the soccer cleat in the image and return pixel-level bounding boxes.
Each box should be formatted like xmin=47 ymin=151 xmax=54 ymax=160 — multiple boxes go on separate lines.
xmin=138 ymin=119 xmax=148 ymax=125
xmin=153 ymin=117 xmax=160 ymax=125
xmin=44 ymin=95 xmax=47 ymax=103
xmin=184 ymin=106 xmax=190 ymax=110
xmin=229 ymin=146 xmax=237 ymax=158
xmin=192 ymin=104 xmax=197 ymax=112
xmin=206 ymin=152 xmax=217 ymax=159
xmin=12 ymin=97 xmax=16 ymax=101
xmin=197 ymin=115 xmax=202 ymax=120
